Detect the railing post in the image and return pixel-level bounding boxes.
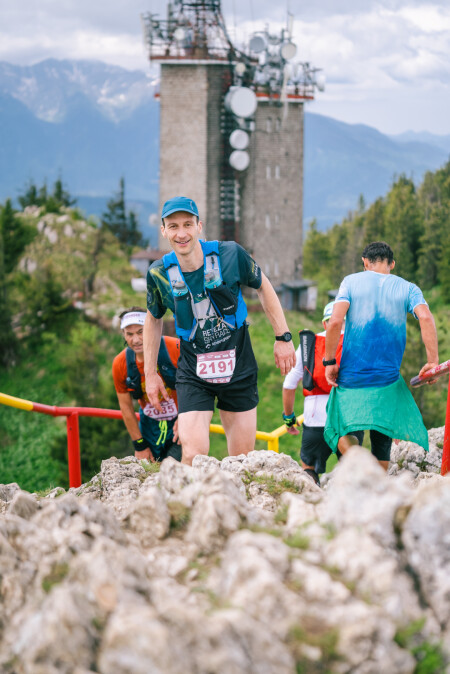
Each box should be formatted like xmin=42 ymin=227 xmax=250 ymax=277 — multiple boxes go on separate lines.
xmin=441 ymin=374 xmax=450 ymax=475
xmin=66 ymin=413 xmax=82 ymax=488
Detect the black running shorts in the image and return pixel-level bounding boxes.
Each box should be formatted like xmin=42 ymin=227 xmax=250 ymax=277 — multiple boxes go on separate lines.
xmin=302 ymin=424 xmax=364 ymax=474
xmin=176 ymin=372 xmax=259 ymax=413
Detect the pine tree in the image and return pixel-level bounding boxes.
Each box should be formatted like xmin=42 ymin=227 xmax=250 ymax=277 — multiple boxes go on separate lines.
xmin=417 ymin=204 xmax=447 ymax=289
xmin=17 ymin=180 xmax=40 ymax=209
xmin=0 ymin=209 xmax=17 ymax=367
xmin=1 ymin=199 xmax=36 ymax=274
xmin=384 ymin=176 xmax=423 ymax=282
xmin=362 ymin=198 xmax=385 ymax=246
xmin=438 ymin=227 xmax=450 ymax=303
xmin=52 ymin=178 xmax=76 ymax=208
xmin=303 ymin=220 xmax=331 ymax=279
xmin=101 ymin=177 xmax=146 ymax=247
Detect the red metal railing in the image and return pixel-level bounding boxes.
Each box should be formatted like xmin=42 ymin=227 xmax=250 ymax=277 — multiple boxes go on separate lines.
xmin=1 ymin=370 xmax=449 ymax=488
xmin=0 ymin=393 xmax=134 ymax=488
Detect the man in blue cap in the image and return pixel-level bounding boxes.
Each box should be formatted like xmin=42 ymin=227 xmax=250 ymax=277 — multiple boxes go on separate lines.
xmin=143 ymin=196 xmax=296 ymax=465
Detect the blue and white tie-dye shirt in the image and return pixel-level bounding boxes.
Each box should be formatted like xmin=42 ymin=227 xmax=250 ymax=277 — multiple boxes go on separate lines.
xmin=335 ymin=270 xmax=426 ymax=388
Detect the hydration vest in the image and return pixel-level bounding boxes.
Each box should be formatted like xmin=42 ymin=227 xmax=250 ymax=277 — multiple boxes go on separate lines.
xmin=163 ymin=240 xmax=248 ymax=342
xmin=125 ymin=339 xmax=177 ymax=399
xmin=299 ymin=330 xmax=344 ymax=397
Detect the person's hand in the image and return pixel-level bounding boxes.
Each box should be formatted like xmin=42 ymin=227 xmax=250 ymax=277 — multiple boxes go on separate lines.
xmin=418 ymin=362 xmax=440 ymax=384
xmin=145 ymin=373 xmax=170 ymax=412
xmin=133 ymin=439 xmax=156 ymax=463
xmin=325 ymin=363 xmax=339 ymax=387
xmin=283 ymin=412 xmax=300 ymax=435
xmin=274 ymin=340 xmax=296 ymax=376
xmin=172 ymin=418 xmax=179 ymax=444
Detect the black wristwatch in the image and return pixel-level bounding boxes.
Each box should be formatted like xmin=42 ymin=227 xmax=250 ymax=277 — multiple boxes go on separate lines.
xmin=275 ymin=332 xmax=292 ymax=342
xmin=322 ymin=358 xmax=337 ymax=366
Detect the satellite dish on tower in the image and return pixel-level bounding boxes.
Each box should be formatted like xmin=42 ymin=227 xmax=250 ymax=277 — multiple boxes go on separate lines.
xmin=249 ymin=35 xmax=266 ymax=53
xmin=224 ymin=86 xmax=257 ymax=118
xmin=174 ymin=27 xmax=186 ymax=41
xmin=280 ymin=42 xmax=297 ymax=60
xmin=229 ymin=129 xmax=249 ymax=150
xmin=316 ymin=73 xmax=326 ymax=91
xmin=229 ymin=150 xmax=250 ymax=171
xmin=235 ymin=62 xmax=246 ymax=76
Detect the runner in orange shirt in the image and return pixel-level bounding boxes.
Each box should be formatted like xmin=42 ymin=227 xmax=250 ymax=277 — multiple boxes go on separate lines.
xmin=112 ymin=306 xmax=181 ymax=462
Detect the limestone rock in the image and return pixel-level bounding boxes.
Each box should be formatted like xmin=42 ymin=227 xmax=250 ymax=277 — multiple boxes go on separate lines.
xmin=0 ymin=427 xmax=448 ymax=673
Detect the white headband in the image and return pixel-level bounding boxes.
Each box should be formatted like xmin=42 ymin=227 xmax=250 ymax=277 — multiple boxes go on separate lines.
xmin=120 ymin=311 xmax=146 ymax=329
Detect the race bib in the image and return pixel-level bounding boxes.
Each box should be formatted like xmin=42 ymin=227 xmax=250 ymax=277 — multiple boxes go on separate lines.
xmin=196 ymin=349 xmax=236 ymax=384
xmin=143 ymin=397 xmax=177 ymax=421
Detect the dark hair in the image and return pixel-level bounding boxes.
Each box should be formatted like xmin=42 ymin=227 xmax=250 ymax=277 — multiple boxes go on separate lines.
xmin=362 ymin=241 xmax=394 ymax=264
xmin=119 ymin=306 xmax=146 ymax=320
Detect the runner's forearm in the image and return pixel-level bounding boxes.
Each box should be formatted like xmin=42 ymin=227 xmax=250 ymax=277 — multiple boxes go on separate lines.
xmin=117 ymin=393 xmax=141 ymax=441
xmin=324 ymin=321 xmax=342 ymax=360
xmin=418 ymin=309 xmax=439 ymax=364
xmin=143 ymin=311 xmax=163 ymax=378
xmin=282 ymin=388 xmax=296 ymax=415
xmin=256 ymin=273 xmax=290 ymax=335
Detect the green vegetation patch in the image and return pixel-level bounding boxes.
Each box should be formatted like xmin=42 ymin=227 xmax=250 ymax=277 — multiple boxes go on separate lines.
xmin=42 ymin=562 xmax=70 ymax=593
xmin=168 ymin=501 xmax=191 ymax=532
xmin=284 ymin=530 xmax=310 ymax=550
xmin=394 ymin=619 xmax=446 ymax=673
xmin=288 ymin=622 xmax=342 ymax=673
xmin=243 ymin=472 xmax=302 ymax=501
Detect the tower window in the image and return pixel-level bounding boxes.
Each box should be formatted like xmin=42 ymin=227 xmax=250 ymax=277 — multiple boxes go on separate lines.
xmin=266 ymin=165 xmax=271 ymax=180
xmin=275 ymin=165 xmax=280 ymax=179
xmin=266 ymin=118 xmax=272 ymax=133
xmin=265 ymin=214 xmax=271 ymax=230
xmin=275 ymin=118 xmax=281 ymax=131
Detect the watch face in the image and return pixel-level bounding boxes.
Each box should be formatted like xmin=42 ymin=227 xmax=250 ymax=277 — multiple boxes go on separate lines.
xmin=276 ymin=332 xmax=292 ymax=342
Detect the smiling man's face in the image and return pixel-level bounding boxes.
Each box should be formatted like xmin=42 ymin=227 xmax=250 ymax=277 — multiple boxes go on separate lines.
xmin=161 ymin=211 xmax=203 ymax=258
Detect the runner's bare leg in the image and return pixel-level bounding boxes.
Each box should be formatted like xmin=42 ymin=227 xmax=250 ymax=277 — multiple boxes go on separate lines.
xmin=219 ymin=407 xmax=257 ymax=456
xmin=337 ymin=434 xmax=361 ymax=454
xmin=178 ymin=410 xmax=213 ymax=465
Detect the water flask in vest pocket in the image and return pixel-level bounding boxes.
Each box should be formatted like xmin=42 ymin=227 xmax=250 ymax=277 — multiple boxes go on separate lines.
xmin=172 ymin=281 xmax=195 ymax=330
xmin=299 ymin=329 xmax=316 ymax=391
xmin=207 ymin=283 xmax=239 ymax=316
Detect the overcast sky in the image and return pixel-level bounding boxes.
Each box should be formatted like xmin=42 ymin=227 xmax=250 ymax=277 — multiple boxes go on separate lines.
xmin=1 ymin=0 xmax=449 ymax=135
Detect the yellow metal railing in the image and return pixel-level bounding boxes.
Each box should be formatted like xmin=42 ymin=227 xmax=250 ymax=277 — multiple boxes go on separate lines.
xmin=210 ymin=414 xmax=304 ymax=453
xmin=0 ymin=389 xmax=304 ymax=486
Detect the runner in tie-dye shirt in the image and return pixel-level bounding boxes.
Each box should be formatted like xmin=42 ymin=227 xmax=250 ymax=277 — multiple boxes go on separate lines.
xmin=323 ymin=241 xmax=439 ymax=469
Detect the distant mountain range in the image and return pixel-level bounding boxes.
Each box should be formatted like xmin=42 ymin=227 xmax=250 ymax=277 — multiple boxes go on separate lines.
xmin=0 ymin=58 xmax=448 ymax=238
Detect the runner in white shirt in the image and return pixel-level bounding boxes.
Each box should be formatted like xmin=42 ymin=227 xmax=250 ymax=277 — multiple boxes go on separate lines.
xmin=282 ymin=302 xmax=362 ymax=486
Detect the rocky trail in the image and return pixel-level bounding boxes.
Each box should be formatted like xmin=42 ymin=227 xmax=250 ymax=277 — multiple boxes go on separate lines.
xmin=0 ymin=428 xmax=449 ymax=673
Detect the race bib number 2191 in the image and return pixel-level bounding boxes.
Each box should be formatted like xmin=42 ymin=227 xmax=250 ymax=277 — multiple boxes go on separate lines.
xmin=196 ymin=349 xmax=236 ymax=384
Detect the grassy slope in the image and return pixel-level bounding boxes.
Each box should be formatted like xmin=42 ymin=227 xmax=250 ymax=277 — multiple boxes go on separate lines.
xmin=1 ymin=206 xmax=449 ymax=490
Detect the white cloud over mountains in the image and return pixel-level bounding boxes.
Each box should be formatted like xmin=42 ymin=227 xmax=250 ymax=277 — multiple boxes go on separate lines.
xmin=1 ymin=0 xmax=449 ymax=134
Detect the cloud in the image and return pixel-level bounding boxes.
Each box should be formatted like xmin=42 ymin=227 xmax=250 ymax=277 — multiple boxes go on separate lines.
xmin=0 ymin=0 xmax=449 ymax=133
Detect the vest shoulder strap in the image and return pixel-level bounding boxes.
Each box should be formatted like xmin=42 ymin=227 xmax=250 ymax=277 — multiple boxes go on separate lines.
xmin=157 ymin=338 xmax=177 ymax=390
xmin=125 ymin=347 xmax=143 ymax=399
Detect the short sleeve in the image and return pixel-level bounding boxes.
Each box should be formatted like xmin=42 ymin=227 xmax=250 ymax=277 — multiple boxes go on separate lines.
xmin=407 ymin=283 xmax=427 ymax=318
xmin=236 ymin=243 xmax=262 ymax=289
xmin=147 ymin=263 xmax=167 ymax=319
xmin=335 ymin=276 xmax=351 ymax=304
xmin=112 ymin=352 xmax=128 ymax=394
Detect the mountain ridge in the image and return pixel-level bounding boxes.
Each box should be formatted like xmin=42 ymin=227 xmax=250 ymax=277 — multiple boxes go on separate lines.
xmin=1 ymin=58 xmax=448 ymax=231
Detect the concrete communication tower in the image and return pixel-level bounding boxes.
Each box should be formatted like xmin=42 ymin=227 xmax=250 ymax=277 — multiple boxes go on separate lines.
xmin=141 ymin=0 xmax=323 ymax=289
